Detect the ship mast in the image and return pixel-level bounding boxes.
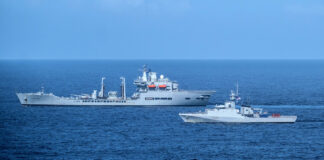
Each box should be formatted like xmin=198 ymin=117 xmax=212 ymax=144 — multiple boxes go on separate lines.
xmin=235 ymin=82 xmax=241 ymax=102
xmin=236 ymin=82 xmax=239 ymax=97
xmin=142 ymin=65 xmax=148 ymax=82
xmin=41 ymin=86 xmax=44 ymax=95
xmin=230 ymin=82 xmax=240 ymax=102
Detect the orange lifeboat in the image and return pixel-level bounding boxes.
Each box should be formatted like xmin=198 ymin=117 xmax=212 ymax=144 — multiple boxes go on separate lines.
xmin=159 ymin=84 xmax=167 ymax=88
xmin=148 ymin=84 xmax=156 ymax=88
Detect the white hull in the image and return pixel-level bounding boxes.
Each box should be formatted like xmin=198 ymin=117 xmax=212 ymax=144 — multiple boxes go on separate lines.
xmin=179 ymin=113 xmax=297 ymax=123
xmin=179 ymin=86 xmax=297 ymax=123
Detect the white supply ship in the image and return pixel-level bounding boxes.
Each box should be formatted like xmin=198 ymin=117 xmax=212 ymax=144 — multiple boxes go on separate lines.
xmin=16 ymin=65 xmax=215 ymax=106
xmin=179 ymin=85 xmax=297 ymax=123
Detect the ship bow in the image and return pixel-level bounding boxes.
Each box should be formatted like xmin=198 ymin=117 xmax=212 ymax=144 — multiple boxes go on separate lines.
xmin=16 ymin=93 xmax=27 ymax=105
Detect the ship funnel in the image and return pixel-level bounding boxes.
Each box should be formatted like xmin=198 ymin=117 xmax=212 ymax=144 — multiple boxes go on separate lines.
xmin=120 ymin=77 xmax=126 ymax=100
xmin=92 ymin=90 xmax=97 ymax=99
xmin=98 ymin=77 xmax=106 ymax=98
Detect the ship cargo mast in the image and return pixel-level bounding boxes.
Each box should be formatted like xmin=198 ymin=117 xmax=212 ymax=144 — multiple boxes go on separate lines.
xmin=98 ymin=77 xmax=105 ymax=98
xmin=120 ymin=77 xmax=126 ymax=100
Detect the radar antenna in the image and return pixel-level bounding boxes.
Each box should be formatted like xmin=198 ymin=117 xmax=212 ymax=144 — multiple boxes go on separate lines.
xmin=143 ymin=64 xmax=151 ymax=72
xmin=143 ymin=64 xmax=148 ymax=72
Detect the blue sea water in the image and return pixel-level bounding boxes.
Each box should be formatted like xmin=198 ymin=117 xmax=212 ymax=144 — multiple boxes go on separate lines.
xmin=0 ymin=60 xmax=324 ymax=159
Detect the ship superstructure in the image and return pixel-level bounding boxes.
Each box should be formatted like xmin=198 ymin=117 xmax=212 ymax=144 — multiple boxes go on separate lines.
xmin=16 ymin=66 xmax=215 ymax=106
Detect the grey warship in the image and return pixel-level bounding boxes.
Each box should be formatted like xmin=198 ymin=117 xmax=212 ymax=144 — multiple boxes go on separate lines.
xmin=17 ymin=66 xmax=215 ymax=106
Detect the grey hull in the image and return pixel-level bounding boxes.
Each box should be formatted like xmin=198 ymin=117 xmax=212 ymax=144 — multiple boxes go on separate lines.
xmin=17 ymin=90 xmax=215 ymax=106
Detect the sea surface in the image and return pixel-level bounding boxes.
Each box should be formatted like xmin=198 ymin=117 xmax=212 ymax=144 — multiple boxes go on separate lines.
xmin=0 ymin=60 xmax=324 ymax=159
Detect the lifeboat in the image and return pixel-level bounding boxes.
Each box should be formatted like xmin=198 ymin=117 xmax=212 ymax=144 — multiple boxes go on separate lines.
xmin=159 ymin=84 xmax=167 ymax=88
xmin=148 ymin=84 xmax=156 ymax=88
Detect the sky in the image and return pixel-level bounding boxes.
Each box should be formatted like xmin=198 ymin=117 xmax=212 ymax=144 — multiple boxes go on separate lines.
xmin=0 ymin=0 xmax=323 ymax=59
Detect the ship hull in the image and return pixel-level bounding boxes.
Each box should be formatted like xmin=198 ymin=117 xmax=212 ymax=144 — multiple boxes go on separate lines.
xmin=17 ymin=90 xmax=215 ymax=106
xmin=179 ymin=114 xmax=297 ymax=123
